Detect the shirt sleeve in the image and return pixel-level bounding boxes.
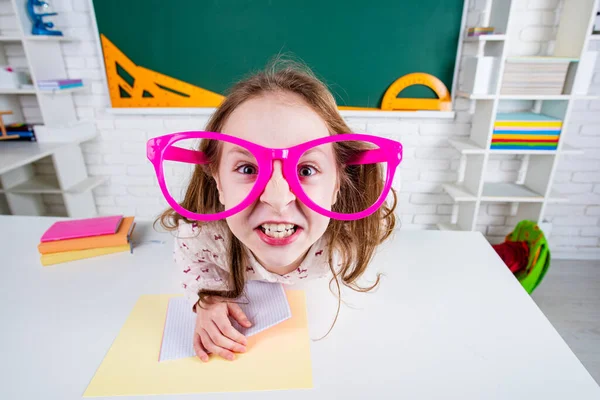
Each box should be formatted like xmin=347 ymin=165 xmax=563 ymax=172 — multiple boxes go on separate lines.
xmin=173 ymin=223 xmax=230 ymax=309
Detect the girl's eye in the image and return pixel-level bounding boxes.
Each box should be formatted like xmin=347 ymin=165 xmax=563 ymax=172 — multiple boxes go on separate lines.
xmin=235 ymin=164 xmax=257 ymax=175
xmin=298 ymin=165 xmax=317 ymax=177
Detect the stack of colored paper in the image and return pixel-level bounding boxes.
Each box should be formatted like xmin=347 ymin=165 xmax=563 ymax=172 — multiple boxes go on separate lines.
xmin=492 ymin=112 xmax=562 ymax=151
xmin=38 ymin=215 xmax=136 ymax=266
xmin=501 ymin=58 xmax=572 ymax=95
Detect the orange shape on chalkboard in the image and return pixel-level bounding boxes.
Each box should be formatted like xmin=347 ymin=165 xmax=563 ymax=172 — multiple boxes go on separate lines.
xmin=100 ymin=34 xmax=225 ymax=108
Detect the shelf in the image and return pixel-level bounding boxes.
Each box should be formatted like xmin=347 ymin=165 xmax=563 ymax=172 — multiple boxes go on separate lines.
xmin=0 ymin=36 xmax=22 ymax=42
xmin=464 ymin=34 xmax=506 ymax=42
xmin=37 ymin=86 xmax=86 ymax=95
xmin=23 ymin=35 xmax=77 ymax=42
xmin=443 ymin=182 xmax=567 ymax=204
xmin=481 ymin=183 xmax=544 ymax=202
xmin=505 ymin=56 xmax=579 ymax=63
xmin=1 ymin=176 xmax=61 ymax=194
xmin=442 ymin=184 xmax=477 ymax=202
xmin=449 ymin=138 xmax=582 ymax=155
xmin=458 ymin=91 xmax=572 ymax=100
xmin=0 ymin=88 xmax=36 ymax=94
xmin=448 ymin=138 xmax=485 ymax=154
xmin=0 ymin=176 xmax=106 ymax=195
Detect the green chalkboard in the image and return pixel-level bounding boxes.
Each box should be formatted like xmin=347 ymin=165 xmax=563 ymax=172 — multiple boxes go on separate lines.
xmin=92 ymin=0 xmax=464 ymax=108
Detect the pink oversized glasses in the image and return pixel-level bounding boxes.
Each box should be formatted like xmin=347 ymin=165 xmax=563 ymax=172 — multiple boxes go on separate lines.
xmin=147 ymin=131 xmax=402 ymax=221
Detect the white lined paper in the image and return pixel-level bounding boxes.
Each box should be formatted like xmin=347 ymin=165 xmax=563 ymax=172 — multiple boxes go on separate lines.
xmin=159 ymin=281 xmax=291 ymax=361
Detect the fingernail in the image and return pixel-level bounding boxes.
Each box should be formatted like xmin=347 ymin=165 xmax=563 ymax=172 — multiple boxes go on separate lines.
xmin=238 ymin=346 xmax=246 ymax=353
xmin=228 ymin=354 xmax=235 ymax=361
xmin=202 ymin=356 xmax=208 ymax=362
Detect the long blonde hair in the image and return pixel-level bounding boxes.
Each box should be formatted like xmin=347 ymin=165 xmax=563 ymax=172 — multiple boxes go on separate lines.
xmin=157 ymin=58 xmax=397 ymax=323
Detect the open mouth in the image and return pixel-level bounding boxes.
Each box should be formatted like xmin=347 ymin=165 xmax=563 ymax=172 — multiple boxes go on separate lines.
xmin=259 ymin=223 xmax=298 ymax=239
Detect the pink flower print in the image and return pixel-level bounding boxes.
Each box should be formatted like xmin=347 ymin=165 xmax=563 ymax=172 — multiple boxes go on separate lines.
xmin=202 ymin=249 xmax=211 ymax=253
xmin=315 ymin=249 xmax=323 ymax=256
xmin=191 ymin=222 xmax=198 ymax=230
xmin=297 ymin=267 xmax=308 ymax=274
xmin=183 ymin=267 xmax=191 ymax=273
xmin=182 ymin=283 xmax=187 ymax=289
xmin=246 ymin=266 xmax=255 ymax=273
xmin=181 ymin=242 xmax=189 ymax=249
xmin=213 ymin=254 xmax=219 ymax=259
xmin=196 ymin=259 xmax=206 ymax=263
xmin=283 ymin=275 xmax=291 ymax=279
xmin=214 ymin=234 xmax=224 ymax=241
xmin=299 ymin=276 xmax=308 ymax=279
xmin=214 ymin=277 xmax=223 ymax=282
xmin=195 ymin=275 xmax=201 ymax=281
xmin=200 ymin=268 xmax=209 ymax=273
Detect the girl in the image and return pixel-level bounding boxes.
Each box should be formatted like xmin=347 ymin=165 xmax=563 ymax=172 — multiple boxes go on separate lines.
xmin=150 ymin=59 xmax=401 ymax=362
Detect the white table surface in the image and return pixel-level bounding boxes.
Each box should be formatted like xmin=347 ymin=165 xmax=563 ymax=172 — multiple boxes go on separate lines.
xmin=0 ymin=215 xmax=598 ymax=400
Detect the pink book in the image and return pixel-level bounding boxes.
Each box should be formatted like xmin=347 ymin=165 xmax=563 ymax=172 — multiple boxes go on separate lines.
xmin=40 ymin=215 xmax=124 ymax=242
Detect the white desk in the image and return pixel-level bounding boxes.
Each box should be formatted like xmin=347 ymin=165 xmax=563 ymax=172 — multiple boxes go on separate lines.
xmin=1 ymin=215 xmax=598 ymax=399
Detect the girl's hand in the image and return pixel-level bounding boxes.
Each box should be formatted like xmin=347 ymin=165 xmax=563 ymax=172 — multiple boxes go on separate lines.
xmin=193 ymin=298 xmax=252 ymax=362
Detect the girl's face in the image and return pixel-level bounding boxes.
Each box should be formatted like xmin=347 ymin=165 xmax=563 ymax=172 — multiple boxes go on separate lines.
xmin=214 ymin=92 xmax=339 ymax=274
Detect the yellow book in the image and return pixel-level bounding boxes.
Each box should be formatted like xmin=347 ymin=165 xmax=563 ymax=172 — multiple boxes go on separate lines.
xmin=494 ymin=121 xmax=562 ymax=127
xmin=41 ymin=244 xmax=132 ymax=266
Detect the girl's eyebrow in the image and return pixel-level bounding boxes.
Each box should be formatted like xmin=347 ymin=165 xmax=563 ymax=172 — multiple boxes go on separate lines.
xmin=301 ymin=147 xmax=327 ymax=157
xmin=226 ymin=146 xmax=253 ymax=158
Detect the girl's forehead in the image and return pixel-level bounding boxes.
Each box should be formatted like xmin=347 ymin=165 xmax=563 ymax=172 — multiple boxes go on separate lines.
xmin=221 ymin=93 xmax=330 ymax=148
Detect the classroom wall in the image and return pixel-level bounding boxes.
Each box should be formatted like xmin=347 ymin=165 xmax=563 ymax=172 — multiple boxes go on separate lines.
xmin=2 ymin=0 xmax=599 ymax=260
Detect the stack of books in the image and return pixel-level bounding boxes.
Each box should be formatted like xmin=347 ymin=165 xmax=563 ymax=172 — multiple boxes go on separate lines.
xmin=38 ymin=215 xmax=136 ymax=266
xmin=492 ymin=112 xmax=562 ymax=151
xmin=467 ymin=27 xmax=495 ymax=36
xmin=501 ymin=58 xmax=571 ymax=95
xmin=5 ymin=123 xmax=36 ymax=141
xmin=37 ymin=79 xmax=83 ymax=91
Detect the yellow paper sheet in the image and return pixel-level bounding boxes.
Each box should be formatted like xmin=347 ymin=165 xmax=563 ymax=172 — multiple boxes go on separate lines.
xmin=83 ymin=291 xmax=312 ymax=397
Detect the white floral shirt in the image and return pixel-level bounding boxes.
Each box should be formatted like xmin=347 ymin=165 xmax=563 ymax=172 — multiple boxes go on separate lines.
xmin=173 ymin=220 xmax=333 ymax=308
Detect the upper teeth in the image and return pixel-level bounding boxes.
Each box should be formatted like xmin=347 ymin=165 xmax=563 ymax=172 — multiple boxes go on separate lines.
xmin=261 ymin=223 xmax=295 ymax=232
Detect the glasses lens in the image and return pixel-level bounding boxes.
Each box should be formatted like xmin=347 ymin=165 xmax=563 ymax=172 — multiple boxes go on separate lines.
xmin=162 ymin=138 xmax=259 ymax=215
xmin=299 ymin=139 xmax=388 ymax=215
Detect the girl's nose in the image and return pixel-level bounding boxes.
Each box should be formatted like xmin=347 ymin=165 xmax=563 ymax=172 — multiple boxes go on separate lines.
xmin=259 ymin=161 xmax=296 ymax=212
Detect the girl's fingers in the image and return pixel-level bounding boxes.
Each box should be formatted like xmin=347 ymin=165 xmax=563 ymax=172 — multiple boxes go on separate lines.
xmin=228 ymin=303 xmax=252 ymax=328
xmin=215 ymin=315 xmax=247 ymax=346
xmin=206 ymin=321 xmax=246 ymax=353
xmin=193 ymin=332 xmax=209 ymax=362
xmin=200 ymin=328 xmax=236 ymax=361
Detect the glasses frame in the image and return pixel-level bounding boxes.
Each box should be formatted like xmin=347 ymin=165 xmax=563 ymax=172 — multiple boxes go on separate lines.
xmin=147 ymin=131 xmax=402 ymax=221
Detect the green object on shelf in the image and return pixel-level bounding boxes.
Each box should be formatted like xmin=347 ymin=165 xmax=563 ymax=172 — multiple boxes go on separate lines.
xmin=505 ymin=220 xmax=551 ymax=294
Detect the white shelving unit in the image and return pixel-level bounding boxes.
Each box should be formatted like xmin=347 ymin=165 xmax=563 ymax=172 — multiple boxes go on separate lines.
xmin=0 ymin=0 xmax=102 ymax=217
xmin=442 ymin=0 xmax=599 ymax=233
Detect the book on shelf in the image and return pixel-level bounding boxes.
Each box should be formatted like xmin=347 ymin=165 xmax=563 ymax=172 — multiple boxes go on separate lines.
xmin=37 ymin=79 xmax=83 ymax=90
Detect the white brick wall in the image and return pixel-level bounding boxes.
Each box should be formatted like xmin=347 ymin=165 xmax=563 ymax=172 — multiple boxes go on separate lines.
xmin=4 ymin=0 xmax=596 ymax=259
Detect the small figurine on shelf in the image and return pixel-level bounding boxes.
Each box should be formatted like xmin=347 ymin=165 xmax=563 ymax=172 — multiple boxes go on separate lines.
xmin=26 ymin=0 xmax=63 ymax=37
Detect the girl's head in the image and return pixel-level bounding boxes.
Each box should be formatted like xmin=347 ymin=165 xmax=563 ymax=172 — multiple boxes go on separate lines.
xmin=159 ymin=57 xmax=397 ymax=301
